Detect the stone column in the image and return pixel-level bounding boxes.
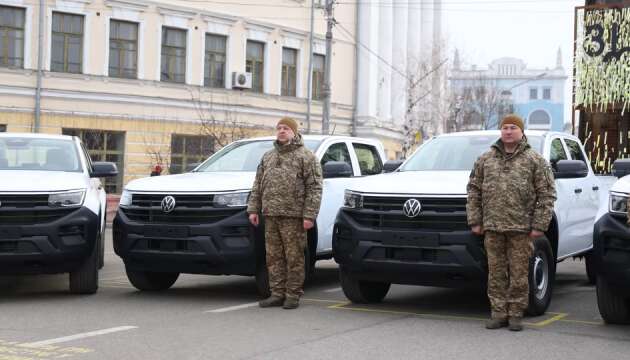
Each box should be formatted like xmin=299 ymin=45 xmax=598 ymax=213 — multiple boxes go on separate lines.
xmin=391 ymin=0 xmax=409 ymax=126
xmin=377 ymin=0 xmax=393 ymax=122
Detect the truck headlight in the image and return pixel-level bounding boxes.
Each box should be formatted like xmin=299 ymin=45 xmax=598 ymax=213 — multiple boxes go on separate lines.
xmin=214 ymin=192 xmax=249 ymax=207
xmin=609 ymin=193 xmax=629 ymax=215
xmin=343 ymin=191 xmax=363 ymax=209
xmin=119 ymin=190 xmax=132 ymax=208
xmin=49 ymin=190 xmax=85 ymax=207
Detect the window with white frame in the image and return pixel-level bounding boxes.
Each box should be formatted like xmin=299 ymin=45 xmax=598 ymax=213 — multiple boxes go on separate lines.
xmin=528 ymin=109 xmax=551 ymax=130
xmin=0 ymin=5 xmax=25 ymax=69
xmin=246 ymin=40 xmax=264 ymax=93
xmin=204 ymin=34 xmax=226 ymax=88
xmin=312 ymin=54 xmax=325 ymax=100
xmin=0 ymin=124 xmax=6 ymax=132
xmin=161 ymin=27 xmax=186 ymax=83
xmin=281 ymin=47 xmax=297 ymax=97
xmin=543 ymin=87 xmax=551 ymax=100
xmin=109 ymin=20 xmax=138 ymax=79
xmin=529 ymin=87 xmax=538 ymax=100
xmin=51 ymin=12 xmax=84 ymax=73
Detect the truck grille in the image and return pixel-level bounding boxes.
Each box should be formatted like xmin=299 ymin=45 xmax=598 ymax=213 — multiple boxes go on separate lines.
xmin=0 ymin=194 xmax=77 ymax=225
xmin=349 ymin=196 xmax=468 ymax=231
xmin=120 ymin=194 xmax=243 ymax=224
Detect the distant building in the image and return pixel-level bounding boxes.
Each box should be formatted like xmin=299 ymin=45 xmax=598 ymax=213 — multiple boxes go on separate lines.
xmin=449 ymin=52 xmax=567 ymax=132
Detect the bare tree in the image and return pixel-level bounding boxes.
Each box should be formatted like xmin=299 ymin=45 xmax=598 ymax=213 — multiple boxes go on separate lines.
xmin=451 ymin=75 xmax=506 ymax=131
xmin=190 ymin=89 xmax=248 ymax=151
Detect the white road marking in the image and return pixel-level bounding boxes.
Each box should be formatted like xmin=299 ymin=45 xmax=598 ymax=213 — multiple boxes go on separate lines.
xmin=204 ymin=302 xmax=259 ymax=313
xmin=324 ymin=287 xmax=342 ymax=293
xmin=22 ymin=326 xmax=138 ymax=347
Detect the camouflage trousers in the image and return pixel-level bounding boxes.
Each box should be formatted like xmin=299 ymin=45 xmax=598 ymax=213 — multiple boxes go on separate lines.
xmin=484 ymin=231 xmax=533 ymax=318
xmin=265 ymin=217 xmax=307 ymax=300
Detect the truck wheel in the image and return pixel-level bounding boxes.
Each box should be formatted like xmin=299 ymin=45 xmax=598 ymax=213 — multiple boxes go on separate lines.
xmin=126 ymin=268 xmax=179 ymax=291
xmin=254 ymin=246 xmax=312 ymax=297
xmin=597 ymin=275 xmax=630 ymax=324
xmin=526 ymin=237 xmax=555 ymax=316
xmin=585 ymin=251 xmax=596 ymax=285
xmin=69 ymin=232 xmax=100 ymax=294
xmin=340 ymin=266 xmax=390 ymax=303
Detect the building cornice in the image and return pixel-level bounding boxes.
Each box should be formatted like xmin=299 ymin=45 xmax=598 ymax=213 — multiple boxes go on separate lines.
xmin=157 ymin=6 xmax=197 ymax=20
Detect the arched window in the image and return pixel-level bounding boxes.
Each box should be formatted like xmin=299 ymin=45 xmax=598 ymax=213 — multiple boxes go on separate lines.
xmin=528 ymin=109 xmax=551 ymax=130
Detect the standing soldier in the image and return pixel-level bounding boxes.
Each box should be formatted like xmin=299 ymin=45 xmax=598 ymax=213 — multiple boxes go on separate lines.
xmin=247 ymin=117 xmax=323 ymax=310
xmin=467 ymin=115 xmax=556 ymax=331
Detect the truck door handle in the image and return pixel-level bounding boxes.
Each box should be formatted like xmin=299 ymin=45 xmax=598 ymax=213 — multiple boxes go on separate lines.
xmin=592 ymin=186 xmax=599 ymax=191
xmin=574 ymin=188 xmax=582 ymax=194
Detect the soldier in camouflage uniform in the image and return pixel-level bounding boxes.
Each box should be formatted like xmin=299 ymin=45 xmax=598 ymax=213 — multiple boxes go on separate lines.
xmin=467 ymin=114 xmax=556 ymax=331
xmin=247 ymin=117 xmax=323 ymax=310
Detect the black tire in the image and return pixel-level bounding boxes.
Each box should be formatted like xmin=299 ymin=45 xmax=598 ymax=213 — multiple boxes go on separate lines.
xmin=69 ymin=233 xmax=100 ymax=294
xmin=254 ymin=246 xmax=313 ymax=297
xmin=585 ymin=251 xmax=597 ymax=285
xmin=596 ymin=275 xmax=630 ymax=324
xmin=126 ymin=268 xmax=179 ymax=291
xmin=340 ymin=266 xmax=390 ymax=303
xmin=526 ymin=236 xmax=555 ymax=316
xmin=99 ymin=212 xmax=106 ymax=269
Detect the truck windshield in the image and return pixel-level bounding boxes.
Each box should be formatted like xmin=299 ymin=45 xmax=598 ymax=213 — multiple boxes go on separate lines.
xmin=195 ymin=139 xmax=321 ymax=172
xmin=0 ymin=137 xmax=82 ymax=172
xmin=400 ymin=135 xmax=543 ymax=171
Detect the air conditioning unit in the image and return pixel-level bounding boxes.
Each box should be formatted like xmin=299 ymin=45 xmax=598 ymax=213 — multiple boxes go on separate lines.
xmin=231 ymin=72 xmax=252 ymax=89
xmin=314 ymin=0 xmax=325 ymax=9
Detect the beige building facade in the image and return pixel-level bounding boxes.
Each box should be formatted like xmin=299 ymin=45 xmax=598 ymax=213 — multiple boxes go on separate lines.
xmin=0 ymin=0 xmax=374 ymax=193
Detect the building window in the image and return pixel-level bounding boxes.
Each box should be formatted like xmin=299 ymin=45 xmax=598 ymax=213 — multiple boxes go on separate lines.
xmin=246 ymin=40 xmax=264 ymax=93
xmin=0 ymin=6 xmax=25 ymax=68
xmin=170 ymin=134 xmax=213 ymax=174
xmin=204 ymin=34 xmax=226 ymax=88
xmin=51 ymin=12 xmax=84 ymax=73
xmin=543 ymin=87 xmax=551 ymax=100
xmin=62 ymin=129 xmax=125 ymax=193
xmin=529 ymin=87 xmax=538 ymax=100
xmin=0 ymin=124 xmax=6 ymax=132
xmin=528 ymin=109 xmax=551 ymax=130
xmin=109 ymin=20 xmax=138 ymax=79
xmin=312 ymin=54 xmax=325 ymax=100
xmin=161 ymin=27 xmax=186 ymax=83
xmin=281 ymin=47 xmax=297 ymax=97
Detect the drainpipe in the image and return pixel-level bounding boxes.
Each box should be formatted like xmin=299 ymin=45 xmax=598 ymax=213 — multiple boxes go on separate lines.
xmin=34 ymin=0 xmax=45 ymax=133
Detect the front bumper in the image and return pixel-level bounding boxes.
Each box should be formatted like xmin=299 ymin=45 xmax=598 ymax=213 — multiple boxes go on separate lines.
xmin=0 ymin=206 xmax=99 ymax=274
xmin=113 ymin=208 xmax=262 ymax=275
xmin=593 ymin=213 xmax=630 ymax=296
xmin=333 ymin=209 xmax=487 ymax=287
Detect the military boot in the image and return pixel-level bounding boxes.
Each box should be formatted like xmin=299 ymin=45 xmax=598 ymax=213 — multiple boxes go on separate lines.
xmin=485 ymin=317 xmax=508 ymax=329
xmin=282 ymin=297 xmax=299 ymax=309
xmin=508 ymin=317 xmax=523 ymax=331
xmin=259 ymin=295 xmax=285 ymax=308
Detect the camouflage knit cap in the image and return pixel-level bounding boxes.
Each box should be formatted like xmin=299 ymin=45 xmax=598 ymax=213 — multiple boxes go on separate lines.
xmin=500 ymin=114 xmax=524 ymax=131
xmin=277 ymin=117 xmax=299 ymax=135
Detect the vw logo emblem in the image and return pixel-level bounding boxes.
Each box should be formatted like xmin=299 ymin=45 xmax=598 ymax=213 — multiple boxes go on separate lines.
xmin=161 ymin=196 xmax=176 ymax=213
xmin=403 ymin=199 xmax=422 ymax=218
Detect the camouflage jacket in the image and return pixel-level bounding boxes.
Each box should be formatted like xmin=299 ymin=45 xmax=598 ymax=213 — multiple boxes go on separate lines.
xmin=627 ymin=198 xmax=630 ymax=226
xmin=247 ymin=134 xmax=323 ymax=220
xmin=466 ymin=137 xmax=557 ymax=233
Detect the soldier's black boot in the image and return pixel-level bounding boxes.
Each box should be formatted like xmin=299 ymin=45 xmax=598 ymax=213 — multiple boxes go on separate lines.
xmin=282 ymin=297 xmax=299 ymax=309
xmin=508 ymin=317 xmax=523 ymax=331
xmin=259 ymin=295 xmax=285 ymax=308
xmin=485 ymin=317 xmax=508 ymax=329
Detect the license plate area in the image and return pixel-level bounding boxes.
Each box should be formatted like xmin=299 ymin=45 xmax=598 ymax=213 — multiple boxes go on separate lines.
xmin=144 ymin=226 xmax=189 ymax=239
xmin=0 ymin=227 xmax=22 ymax=240
xmin=383 ymin=233 xmax=439 ymax=247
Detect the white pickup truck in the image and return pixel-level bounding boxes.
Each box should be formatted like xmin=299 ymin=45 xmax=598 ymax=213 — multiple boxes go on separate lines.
xmin=114 ymin=135 xmax=386 ymax=295
xmin=334 ymin=130 xmax=602 ymax=315
xmin=0 ymin=133 xmax=118 ymax=294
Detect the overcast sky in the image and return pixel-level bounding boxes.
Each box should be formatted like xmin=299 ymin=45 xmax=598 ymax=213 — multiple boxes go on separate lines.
xmin=442 ymin=0 xmax=584 ymax=125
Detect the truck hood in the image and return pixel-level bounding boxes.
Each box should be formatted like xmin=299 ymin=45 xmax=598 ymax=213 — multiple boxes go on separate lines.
xmin=348 ymin=170 xmax=471 ymax=195
xmin=125 ymin=172 xmax=257 ymax=193
xmin=0 ymin=171 xmax=87 ymax=192
xmin=610 ymin=174 xmax=630 ymax=194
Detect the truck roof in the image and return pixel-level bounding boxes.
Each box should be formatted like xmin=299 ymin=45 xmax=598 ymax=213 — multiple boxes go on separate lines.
xmin=440 ymin=130 xmax=573 ymax=138
xmin=0 ymin=132 xmax=75 ymax=141
xmin=233 ymin=134 xmax=381 ymax=143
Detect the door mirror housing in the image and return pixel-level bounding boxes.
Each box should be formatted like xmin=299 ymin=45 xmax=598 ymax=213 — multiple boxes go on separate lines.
xmin=90 ymin=162 xmax=118 ymax=178
xmin=383 ymin=160 xmax=404 ymax=173
xmin=322 ymin=161 xmax=353 ymax=179
xmin=554 ymin=160 xmax=588 ymax=179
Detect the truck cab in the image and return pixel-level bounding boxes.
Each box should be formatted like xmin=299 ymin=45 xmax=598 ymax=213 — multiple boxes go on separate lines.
xmin=333 ymin=130 xmax=601 ymax=315
xmin=0 ymin=133 xmax=118 ymax=294
xmin=113 ymin=135 xmax=386 ymax=295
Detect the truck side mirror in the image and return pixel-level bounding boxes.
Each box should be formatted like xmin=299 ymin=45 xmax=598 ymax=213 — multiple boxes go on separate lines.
xmin=91 ymin=162 xmax=118 ymax=178
xmin=322 ymin=161 xmax=353 ymax=179
xmin=383 ymin=160 xmax=404 ymax=173
xmin=554 ymin=160 xmax=588 ymax=179
xmin=612 ymin=159 xmax=630 ymax=178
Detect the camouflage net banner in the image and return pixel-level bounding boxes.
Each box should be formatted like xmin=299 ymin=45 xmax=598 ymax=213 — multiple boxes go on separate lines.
xmin=575 ymin=6 xmax=630 ymax=114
